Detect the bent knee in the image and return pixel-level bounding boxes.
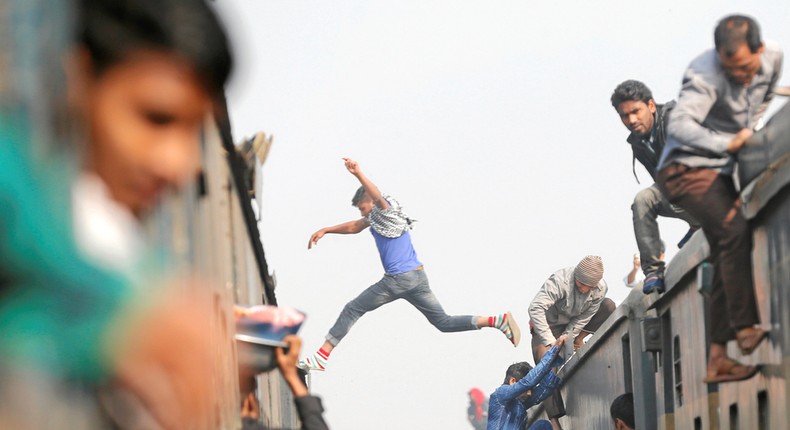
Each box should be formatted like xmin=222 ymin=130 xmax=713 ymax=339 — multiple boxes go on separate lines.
xmin=431 ymin=318 xmax=455 ymax=332
xmin=343 ymin=300 xmax=369 ymax=315
xmin=632 ymin=187 xmax=661 ymax=211
xmin=599 ymin=298 xmax=616 ymax=316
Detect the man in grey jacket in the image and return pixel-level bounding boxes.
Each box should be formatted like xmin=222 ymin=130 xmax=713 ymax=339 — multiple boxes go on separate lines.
xmin=528 ymin=255 xmax=616 ymax=429
xmin=657 ymin=14 xmax=781 ymax=383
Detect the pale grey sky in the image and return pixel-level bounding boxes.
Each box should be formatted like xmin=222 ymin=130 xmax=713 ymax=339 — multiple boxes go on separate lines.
xmin=217 ymin=2 xmax=789 ymax=429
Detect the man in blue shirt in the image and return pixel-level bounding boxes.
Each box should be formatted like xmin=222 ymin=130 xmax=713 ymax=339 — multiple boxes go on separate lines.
xmin=487 ymin=336 xmax=567 ymax=430
xmin=298 ymin=158 xmax=520 ymax=371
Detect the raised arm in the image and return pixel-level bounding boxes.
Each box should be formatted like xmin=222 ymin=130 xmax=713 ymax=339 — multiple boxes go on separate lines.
xmin=275 ymin=336 xmax=330 ymax=430
xmin=494 ymin=339 xmax=566 ymax=403
xmin=308 ymin=218 xmax=369 ymax=249
xmin=343 ymin=158 xmax=388 ymax=210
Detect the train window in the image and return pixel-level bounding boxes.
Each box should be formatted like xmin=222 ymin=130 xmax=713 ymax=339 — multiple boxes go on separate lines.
xmin=758 ymin=390 xmax=769 ymax=430
xmin=673 ymin=335 xmax=683 ymax=406
xmin=729 ymin=403 xmax=739 ymax=430
xmin=622 ymin=334 xmax=633 ymax=393
xmin=197 ymin=171 xmax=208 ymax=198
xmin=661 ymin=310 xmax=674 ymax=413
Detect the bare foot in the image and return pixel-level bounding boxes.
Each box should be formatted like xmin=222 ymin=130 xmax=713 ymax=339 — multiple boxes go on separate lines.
xmin=735 ymin=326 xmax=768 ymax=355
xmin=704 ymin=343 xmax=760 ymax=383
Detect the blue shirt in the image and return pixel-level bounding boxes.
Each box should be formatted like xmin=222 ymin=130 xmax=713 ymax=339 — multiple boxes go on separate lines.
xmin=487 ymin=346 xmax=562 ymax=430
xmin=370 ymin=228 xmax=422 ymax=275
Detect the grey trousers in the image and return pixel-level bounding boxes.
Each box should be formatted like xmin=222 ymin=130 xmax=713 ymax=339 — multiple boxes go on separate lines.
xmin=632 ymin=184 xmax=698 ymax=275
xmin=326 ymin=268 xmax=478 ymax=346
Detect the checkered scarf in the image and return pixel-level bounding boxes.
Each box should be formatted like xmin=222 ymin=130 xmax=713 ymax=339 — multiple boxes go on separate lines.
xmin=366 ymin=195 xmax=416 ymax=238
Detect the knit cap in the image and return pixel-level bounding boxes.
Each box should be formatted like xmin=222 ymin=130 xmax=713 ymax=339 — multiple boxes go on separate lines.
xmin=574 ymin=255 xmax=604 ymax=287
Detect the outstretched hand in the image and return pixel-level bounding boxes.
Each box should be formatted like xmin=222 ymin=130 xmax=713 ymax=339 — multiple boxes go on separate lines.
xmin=727 ymin=128 xmax=753 ymax=153
xmin=554 ymin=334 xmax=568 ymax=350
xmin=275 ymin=335 xmax=302 ymax=376
xmin=308 ymin=230 xmax=325 ymax=249
xmin=343 ymin=157 xmax=361 ymax=176
xmin=276 ymin=335 xmax=309 ymax=397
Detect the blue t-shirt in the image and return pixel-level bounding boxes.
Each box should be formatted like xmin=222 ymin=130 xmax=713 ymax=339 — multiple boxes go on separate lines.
xmin=370 ymin=228 xmax=423 ymax=275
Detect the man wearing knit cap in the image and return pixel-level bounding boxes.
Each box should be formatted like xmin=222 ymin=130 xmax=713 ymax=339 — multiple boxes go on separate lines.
xmin=528 ymin=255 xmax=616 ymax=429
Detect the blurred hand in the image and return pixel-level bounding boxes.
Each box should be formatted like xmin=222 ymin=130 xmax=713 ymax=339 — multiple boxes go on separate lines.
xmin=554 ymin=334 xmax=568 ymax=349
xmin=342 ymin=157 xmax=361 ymax=176
xmin=632 ymin=254 xmax=640 ymax=270
xmin=241 ymin=392 xmax=259 ymax=420
xmin=727 ymin=128 xmax=753 ymax=153
xmin=573 ymin=333 xmax=586 ymax=351
xmin=113 ymin=289 xmax=216 ymax=430
xmin=276 ymin=335 xmax=302 ymax=375
xmin=276 ymin=335 xmax=308 ymax=397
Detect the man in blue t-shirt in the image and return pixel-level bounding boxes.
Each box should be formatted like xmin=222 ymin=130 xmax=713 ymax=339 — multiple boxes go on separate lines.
xmin=298 ymin=158 xmax=520 ymax=371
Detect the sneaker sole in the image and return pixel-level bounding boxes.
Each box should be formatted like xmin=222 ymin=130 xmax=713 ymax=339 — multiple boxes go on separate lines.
xmin=297 ymin=362 xmax=326 ymax=372
xmin=505 ymin=311 xmax=521 ymax=347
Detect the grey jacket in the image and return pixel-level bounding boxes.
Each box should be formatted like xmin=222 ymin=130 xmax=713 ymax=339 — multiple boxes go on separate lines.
xmin=528 ymin=266 xmax=608 ymax=346
xmin=659 ymin=40 xmax=783 ymax=173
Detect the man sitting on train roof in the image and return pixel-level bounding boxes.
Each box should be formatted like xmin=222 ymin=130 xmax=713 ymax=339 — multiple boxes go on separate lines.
xmin=528 ymin=255 xmax=616 ymax=430
xmin=610 ymin=80 xmax=700 ymax=294
xmin=657 ymin=14 xmax=780 ymax=383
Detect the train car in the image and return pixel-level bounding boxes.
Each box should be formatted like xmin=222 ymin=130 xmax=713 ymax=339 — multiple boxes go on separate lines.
xmin=528 ymin=101 xmax=790 ymax=430
xmin=145 ymin=106 xmax=297 ymax=429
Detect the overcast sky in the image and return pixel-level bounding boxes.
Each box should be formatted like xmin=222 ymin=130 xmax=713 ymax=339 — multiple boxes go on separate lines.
xmin=216 ymin=2 xmax=789 ymax=428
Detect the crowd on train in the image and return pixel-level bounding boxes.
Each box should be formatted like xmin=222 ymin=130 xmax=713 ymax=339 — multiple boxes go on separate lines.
xmin=0 ymin=0 xmax=785 ymax=429
xmin=466 ymin=12 xmax=785 ymax=430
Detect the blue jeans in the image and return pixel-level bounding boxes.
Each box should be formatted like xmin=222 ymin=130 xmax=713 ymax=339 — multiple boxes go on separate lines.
xmin=326 ymin=268 xmax=478 ymax=346
xmin=528 ymin=420 xmax=553 ymax=430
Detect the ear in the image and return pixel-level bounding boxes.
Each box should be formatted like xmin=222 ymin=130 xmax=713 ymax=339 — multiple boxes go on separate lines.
xmin=64 ymin=47 xmax=95 ymax=112
xmin=508 ymin=377 xmax=517 ymax=385
xmin=648 ymin=99 xmax=657 ymax=114
xmin=613 ymin=418 xmax=627 ymax=430
xmin=756 ymin=42 xmax=765 ymax=54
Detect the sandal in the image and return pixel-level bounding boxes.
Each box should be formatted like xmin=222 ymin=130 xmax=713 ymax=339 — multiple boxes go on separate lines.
xmin=736 ymin=327 xmax=769 ymax=355
xmin=703 ymin=358 xmax=761 ymax=384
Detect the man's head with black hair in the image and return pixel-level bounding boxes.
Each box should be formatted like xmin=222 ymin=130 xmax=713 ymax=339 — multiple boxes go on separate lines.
xmin=500 ymin=362 xmax=535 ymax=404
xmin=502 ymin=361 xmax=533 ymax=385
xmin=77 ymin=0 xmax=232 ymax=97
xmin=611 ymin=80 xmax=657 ymax=138
xmin=713 ymin=14 xmax=764 ymax=85
xmin=611 ymin=393 xmax=635 ymax=429
xmin=71 ymin=0 xmax=234 ymax=216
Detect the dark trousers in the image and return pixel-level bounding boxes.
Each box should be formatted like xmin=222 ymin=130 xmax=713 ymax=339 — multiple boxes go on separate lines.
xmin=530 ymin=298 xmax=616 ymax=419
xmin=657 ymin=164 xmax=759 ymax=344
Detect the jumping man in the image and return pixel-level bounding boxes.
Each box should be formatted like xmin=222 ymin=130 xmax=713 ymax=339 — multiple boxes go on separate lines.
xmin=298 ymin=158 xmax=519 ymax=371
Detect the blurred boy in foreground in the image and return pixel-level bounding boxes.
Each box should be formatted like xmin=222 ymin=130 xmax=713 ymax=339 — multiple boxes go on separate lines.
xmin=0 ymin=0 xmax=236 ymax=428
